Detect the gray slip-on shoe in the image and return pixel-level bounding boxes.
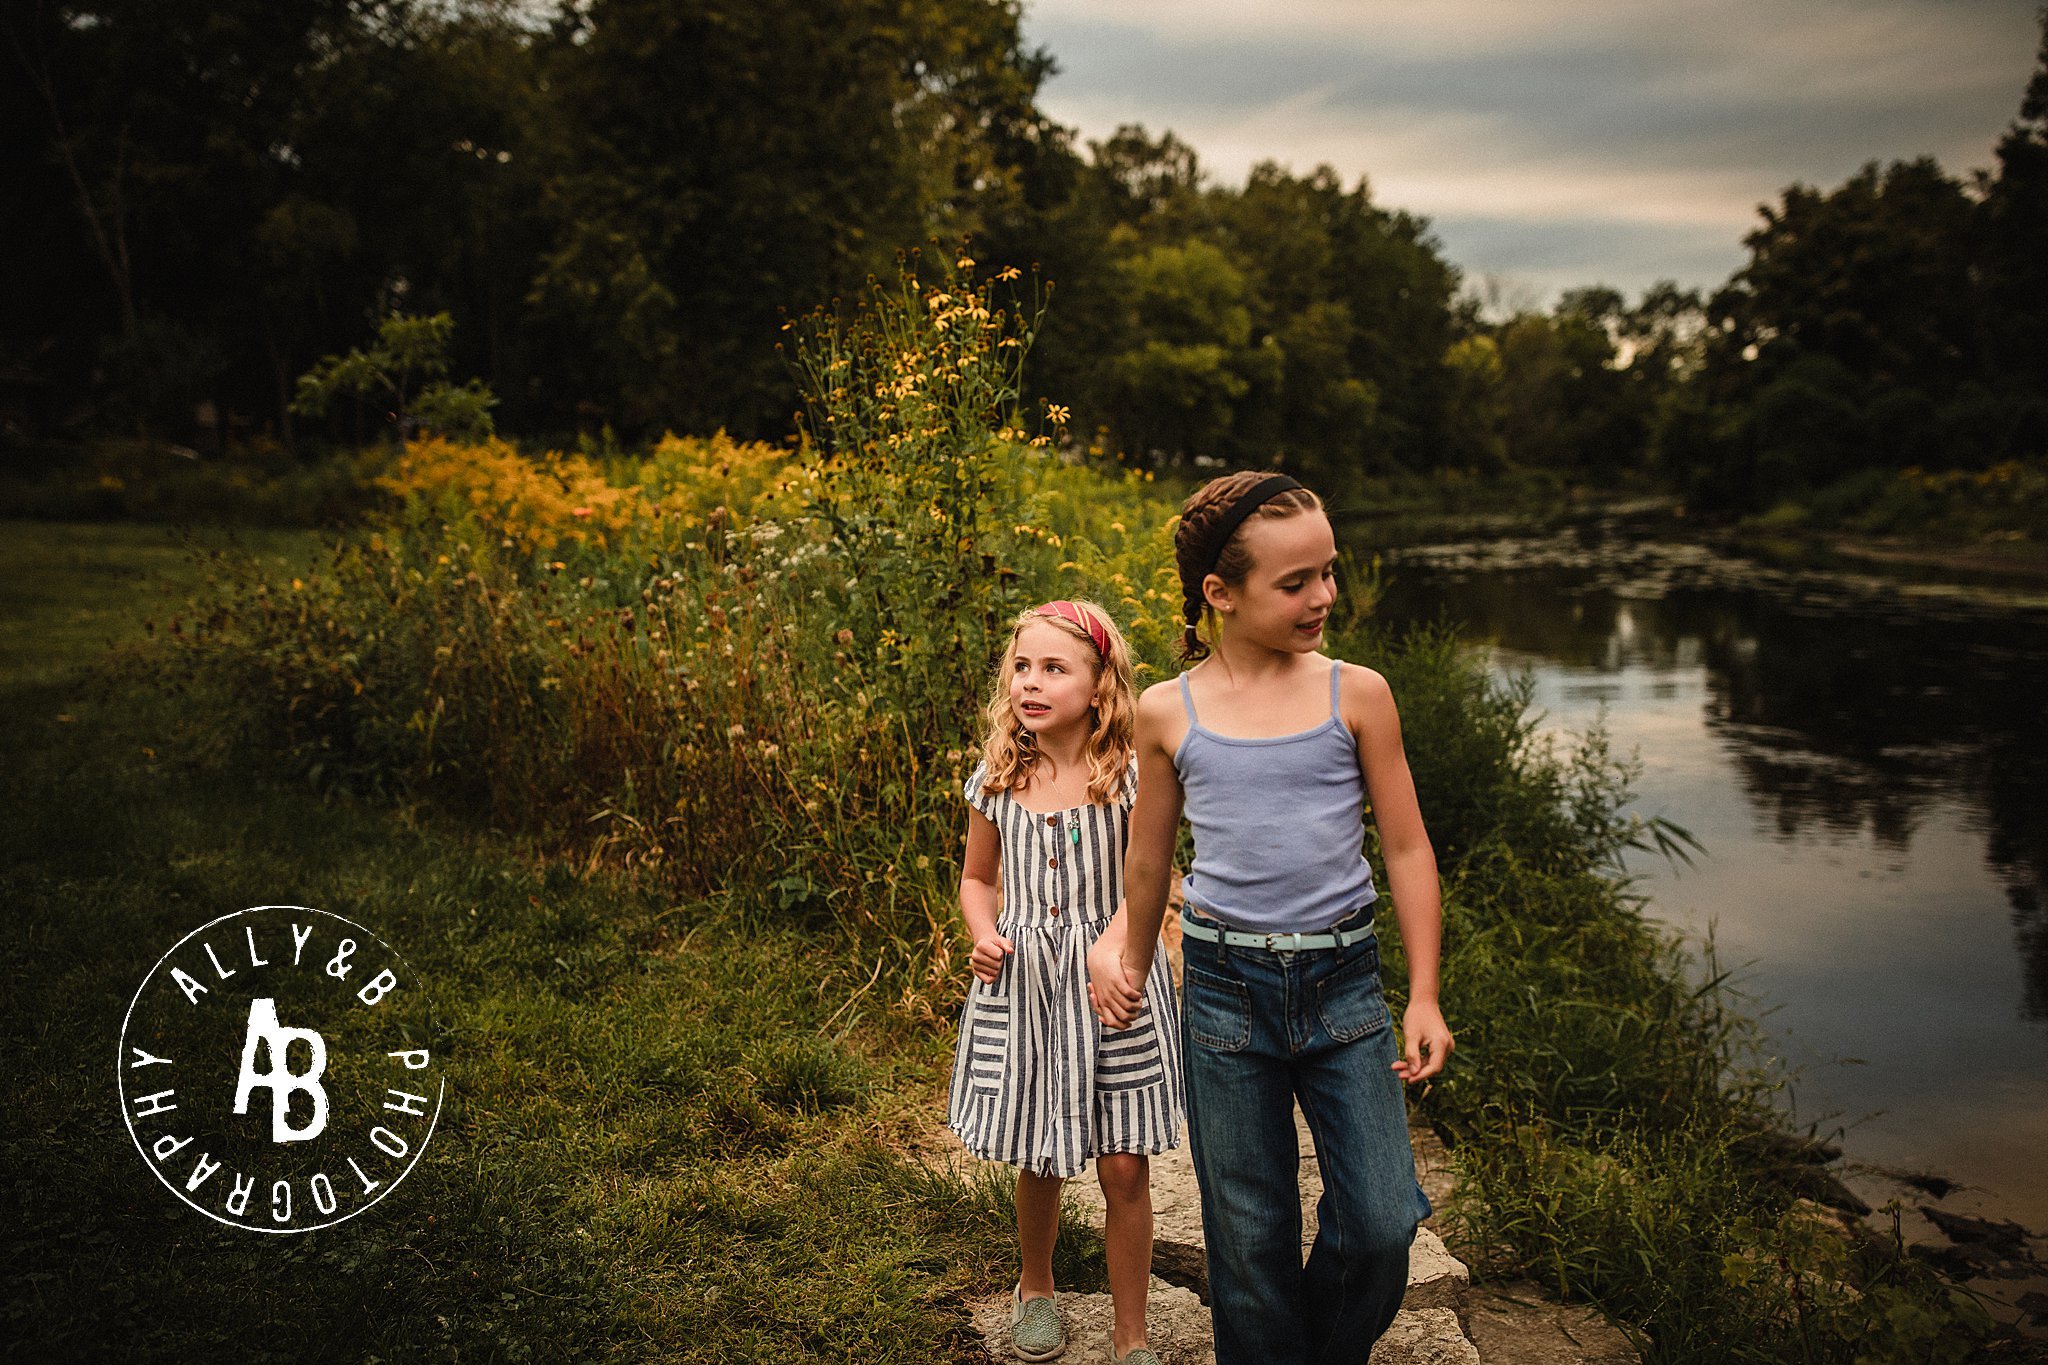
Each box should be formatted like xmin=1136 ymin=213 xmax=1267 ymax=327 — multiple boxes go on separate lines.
xmin=1009 ymin=1284 xmax=1064 ymax=1361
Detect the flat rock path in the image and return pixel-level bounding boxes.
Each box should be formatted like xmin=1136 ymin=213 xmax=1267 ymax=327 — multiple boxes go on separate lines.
xmin=964 ymin=1107 xmax=1637 ymax=1363
xmin=954 ymin=913 xmax=1642 ymax=1362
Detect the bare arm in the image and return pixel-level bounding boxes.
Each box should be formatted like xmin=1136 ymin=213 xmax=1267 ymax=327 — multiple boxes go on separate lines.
xmin=960 ymin=809 xmax=1012 ymax=984
xmin=1347 ymin=664 xmax=1453 ymax=1081
xmin=1118 ymin=692 xmax=1185 ymax=979
xmin=1089 ymin=683 xmax=1183 ymax=1025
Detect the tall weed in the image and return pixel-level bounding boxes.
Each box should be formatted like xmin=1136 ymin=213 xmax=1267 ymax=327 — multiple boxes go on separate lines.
xmin=176 ymin=257 xmax=1185 ymax=992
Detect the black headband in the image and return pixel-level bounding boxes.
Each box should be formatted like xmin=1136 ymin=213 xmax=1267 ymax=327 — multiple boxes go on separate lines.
xmin=1199 ymin=474 xmax=1305 ymax=579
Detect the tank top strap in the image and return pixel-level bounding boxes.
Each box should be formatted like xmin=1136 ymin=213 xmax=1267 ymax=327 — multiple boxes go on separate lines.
xmin=1177 ymin=672 xmax=1199 ymax=722
xmin=1328 ymin=659 xmax=1343 ymax=718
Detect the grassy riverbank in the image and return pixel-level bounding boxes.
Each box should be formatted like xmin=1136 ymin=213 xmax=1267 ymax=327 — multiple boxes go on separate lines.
xmin=2 ymin=509 xmax=1992 ymax=1363
xmin=1 ymin=262 xmax=2008 ymax=1362
xmin=1728 ymin=458 xmax=2048 ymax=587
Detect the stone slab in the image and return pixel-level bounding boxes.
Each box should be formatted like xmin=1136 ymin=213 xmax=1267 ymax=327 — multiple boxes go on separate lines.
xmin=1461 ymin=1281 xmax=1641 ymax=1365
xmin=968 ymin=1278 xmax=1213 ymax=1364
xmin=1404 ymin=1227 xmax=1468 ymax=1310
xmin=1068 ymin=1106 xmax=1467 ymax=1309
xmin=1370 ymin=1308 xmax=1483 ymax=1365
xmin=967 ymin=1291 xmax=1484 ymax=1365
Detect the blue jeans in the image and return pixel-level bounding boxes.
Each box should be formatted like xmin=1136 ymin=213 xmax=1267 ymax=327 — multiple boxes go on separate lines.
xmin=1179 ymin=905 xmax=1433 ymax=1364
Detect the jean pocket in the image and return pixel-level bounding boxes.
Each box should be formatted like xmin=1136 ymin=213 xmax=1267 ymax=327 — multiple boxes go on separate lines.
xmin=1095 ymin=1005 xmax=1167 ymax=1092
xmin=1315 ymin=953 xmax=1390 ymax=1043
xmin=1184 ymin=964 xmax=1251 ymax=1053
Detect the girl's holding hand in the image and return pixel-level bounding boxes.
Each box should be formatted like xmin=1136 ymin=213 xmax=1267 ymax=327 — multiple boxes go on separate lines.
xmin=1089 ymin=473 xmax=1452 ymax=1363
xmin=950 ymin=600 xmax=1185 ymax=1365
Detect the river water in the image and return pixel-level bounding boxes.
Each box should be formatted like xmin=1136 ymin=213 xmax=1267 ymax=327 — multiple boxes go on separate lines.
xmin=1371 ymin=531 xmax=2048 ymax=1239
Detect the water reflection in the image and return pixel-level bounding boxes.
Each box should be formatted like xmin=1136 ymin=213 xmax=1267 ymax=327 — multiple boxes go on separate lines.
xmin=1378 ymin=539 xmax=2048 ymax=1023
xmin=1376 ymin=533 xmax=2048 ymax=1225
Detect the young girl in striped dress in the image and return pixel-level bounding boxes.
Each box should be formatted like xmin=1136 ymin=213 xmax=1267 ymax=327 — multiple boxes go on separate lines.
xmin=949 ymin=599 xmax=1185 ymax=1365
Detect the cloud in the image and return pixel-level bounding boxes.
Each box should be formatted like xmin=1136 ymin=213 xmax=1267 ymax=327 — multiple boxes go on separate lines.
xmin=1426 ymin=215 xmax=1745 ymax=296
xmin=1021 ymin=0 xmax=2043 ymax=296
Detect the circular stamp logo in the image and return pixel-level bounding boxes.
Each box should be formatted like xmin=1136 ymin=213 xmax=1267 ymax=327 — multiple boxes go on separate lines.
xmin=117 ymin=905 xmax=444 ymax=1233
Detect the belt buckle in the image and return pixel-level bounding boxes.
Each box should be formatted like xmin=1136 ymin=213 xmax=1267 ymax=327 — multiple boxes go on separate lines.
xmin=1266 ymin=931 xmax=1305 ymax=953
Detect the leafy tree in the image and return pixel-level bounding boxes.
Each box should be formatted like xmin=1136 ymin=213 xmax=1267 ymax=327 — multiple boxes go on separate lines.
xmin=1051 ymin=154 xmax=1462 ymax=490
xmin=990 ymin=140 xmax=1464 ymax=492
xmin=3 ymin=0 xmax=358 ymax=437
xmin=1737 ymin=158 xmax=1975 ymax=394
xmin=1439 ymin=334 xmax=1507 ymax=472
xmin=1219 ymin=164 xmax=1462 ymax=476
xmin=1417 ymin=283 xmax=1694 ymax=484
xmin=1977 ymin=12 xmax=2048 ymax=397
xmin=1493 ymin=308 xmax=1625 ymax=475
xmin=1089 ymin=125 xmax=1206 ymax=230
xmin=292 ymin=312 xmax=497 ymax=443
xmin=522 ymin=0 xmax=1056 ymax=439
xmin=1104 ymin=240 xmax=1267 ymax=462
xmin=2 ymin=0 xmax=540 ymax=446
xmin=248 ymin=3 xmax=544 ymax=443
xmin=990 ymin=124 xmax=1210 ymax=458
xmin=1218 ymin=165 xmax=1395 ymax=492
xmin=1670 ymin=157 xmax=1989 ymax=507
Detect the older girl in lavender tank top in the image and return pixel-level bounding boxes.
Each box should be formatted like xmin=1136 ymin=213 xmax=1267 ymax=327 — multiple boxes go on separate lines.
xmin=1088 ymin=472 xmax=1454 ymax=1364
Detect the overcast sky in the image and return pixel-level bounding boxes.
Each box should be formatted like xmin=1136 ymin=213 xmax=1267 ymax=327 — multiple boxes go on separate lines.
xmin=1018 ymin=0 xmax=2044 ymax=307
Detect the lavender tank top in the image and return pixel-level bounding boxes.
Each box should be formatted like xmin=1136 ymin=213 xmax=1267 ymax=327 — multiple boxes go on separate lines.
xmin=1173 ymin=662 xmax=1379 ymax=932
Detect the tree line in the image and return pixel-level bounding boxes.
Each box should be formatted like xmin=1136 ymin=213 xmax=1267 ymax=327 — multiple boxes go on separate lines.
xmin=5 ymin=0 xmax=2044 ymax=514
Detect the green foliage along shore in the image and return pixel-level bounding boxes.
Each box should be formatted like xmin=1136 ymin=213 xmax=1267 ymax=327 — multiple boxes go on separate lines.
xmin=137 ymin=260 xmax=1997 ymax=1361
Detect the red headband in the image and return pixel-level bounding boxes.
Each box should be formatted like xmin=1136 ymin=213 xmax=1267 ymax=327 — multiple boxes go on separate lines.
xmin=1034 ymin=600 xmax=1111 ymax=659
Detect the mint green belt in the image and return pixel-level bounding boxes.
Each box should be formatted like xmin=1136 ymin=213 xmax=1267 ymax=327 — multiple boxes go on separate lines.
xmin=1178 ymin=911 xmax=1375 ymax=952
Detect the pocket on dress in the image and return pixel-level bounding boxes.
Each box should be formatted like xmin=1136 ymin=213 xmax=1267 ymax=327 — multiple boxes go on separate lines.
xmin=966 ymin=993 xmax=1011 ymax=1093
xmin=1095 ymin=1003 xmax=1166 ymax=1092
xmin=1315 ymin=953 xmax=1390 ymax=1043
xmin=1183 ymin=964 xmax=1251 ymax=1053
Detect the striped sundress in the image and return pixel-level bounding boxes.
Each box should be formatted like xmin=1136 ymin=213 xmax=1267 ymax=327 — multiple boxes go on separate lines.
xmin=946 ymin=757 xmax=1186 ymax=1178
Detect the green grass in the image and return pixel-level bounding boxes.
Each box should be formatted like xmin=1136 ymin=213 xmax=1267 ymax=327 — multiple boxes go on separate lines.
xmin=0 ymin=438 xmax=390 ymax=529
xmin=0 ymin=522 xmax=322 ymax=688
xmin=0 ymin=520 xmax=1102 ymax=1360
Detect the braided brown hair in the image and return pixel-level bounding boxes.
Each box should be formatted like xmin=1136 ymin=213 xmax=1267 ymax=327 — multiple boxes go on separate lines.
xmin=1174 ymin=472 xmax=1325 ymax=662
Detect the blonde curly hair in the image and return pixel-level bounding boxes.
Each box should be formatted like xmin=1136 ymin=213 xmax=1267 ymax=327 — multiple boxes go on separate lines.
xmin=976 ymin=599 xmax=1136 ymax=807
